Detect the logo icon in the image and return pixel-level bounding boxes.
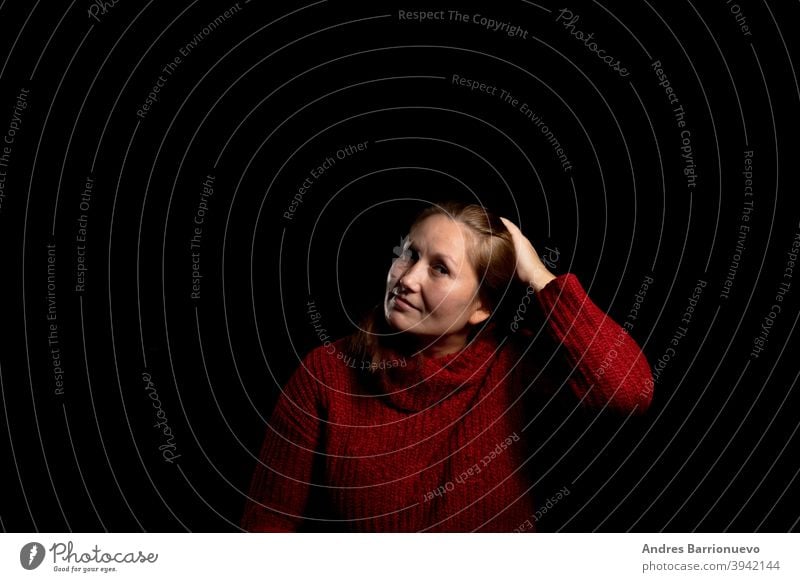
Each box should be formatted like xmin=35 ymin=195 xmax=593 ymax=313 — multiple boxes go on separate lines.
xmin=392 ymin=234 xmax=410 ymax=261
xmin=20 ymin=542 xmax=46 ymax=570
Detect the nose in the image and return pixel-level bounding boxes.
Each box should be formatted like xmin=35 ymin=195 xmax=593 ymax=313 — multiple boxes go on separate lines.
xmin=396 ymin=260 xmax=423 ymax=292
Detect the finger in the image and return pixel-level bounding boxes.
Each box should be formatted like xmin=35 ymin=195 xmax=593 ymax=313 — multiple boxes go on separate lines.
xmin=499 ymin=216 xmax=519 ymax=234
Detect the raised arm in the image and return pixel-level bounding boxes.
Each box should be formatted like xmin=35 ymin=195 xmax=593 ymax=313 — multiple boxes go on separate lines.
xmin=499 ymin=217 xmax=653 ymax=414
xmin=534 ymin=273 xmax=654 ymax=414
xmin=240 ymin=351 xmax=324 ymax=531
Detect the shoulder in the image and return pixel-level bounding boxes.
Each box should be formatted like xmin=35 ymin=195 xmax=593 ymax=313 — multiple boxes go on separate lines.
xmin=291 ymin=337 xmax=357 ymax=390
xmin=309 ymin=336 xmax=356 ymax=366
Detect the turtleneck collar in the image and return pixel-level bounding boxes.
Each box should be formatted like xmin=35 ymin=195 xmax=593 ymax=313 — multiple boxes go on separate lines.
xmin=369 ymin=322 xmax=502 ymax=413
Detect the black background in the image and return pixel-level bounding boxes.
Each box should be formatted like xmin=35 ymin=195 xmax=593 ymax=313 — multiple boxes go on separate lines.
xmin=1 ymin=0 xmax=799 ymax=532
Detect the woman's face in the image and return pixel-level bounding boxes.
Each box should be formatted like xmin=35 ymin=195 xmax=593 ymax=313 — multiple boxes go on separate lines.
xmin=384 ymin=214 xmax=490 ymax=342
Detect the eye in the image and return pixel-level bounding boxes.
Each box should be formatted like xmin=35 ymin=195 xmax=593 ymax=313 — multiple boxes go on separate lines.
xmin=432 ymin=263 xmax=449 ymax=275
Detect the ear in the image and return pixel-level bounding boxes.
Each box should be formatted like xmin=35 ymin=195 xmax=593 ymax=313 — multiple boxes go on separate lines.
xmin=467 ymin=300 xmax=491 ymax=325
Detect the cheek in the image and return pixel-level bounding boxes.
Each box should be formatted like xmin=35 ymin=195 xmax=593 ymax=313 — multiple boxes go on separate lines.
xmin=386 ymin=262 xmax=403 ymax=287
xmin=430 ymin=283 xmax=472 ymax=316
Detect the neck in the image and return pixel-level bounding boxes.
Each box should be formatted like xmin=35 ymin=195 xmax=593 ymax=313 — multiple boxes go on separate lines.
xmin=411 ymin=328 xmax=473 ymax=359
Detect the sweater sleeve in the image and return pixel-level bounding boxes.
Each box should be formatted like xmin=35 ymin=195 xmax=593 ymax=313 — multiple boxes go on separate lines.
xmin=533 ymin=273 xmax=654 ymax=414
xmin=240 ymin=349 xmax=325 ymax=532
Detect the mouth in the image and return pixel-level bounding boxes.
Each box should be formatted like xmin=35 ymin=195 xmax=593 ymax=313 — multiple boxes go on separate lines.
xmin=388 ymin=290 xmax=418 ymax=311
xmin=395 ymin=295 xmax=417 ymax=309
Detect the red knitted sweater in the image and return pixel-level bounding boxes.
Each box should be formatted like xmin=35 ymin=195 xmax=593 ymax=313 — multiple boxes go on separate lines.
xmin=241 ymin=273 xmax=654 ymax=532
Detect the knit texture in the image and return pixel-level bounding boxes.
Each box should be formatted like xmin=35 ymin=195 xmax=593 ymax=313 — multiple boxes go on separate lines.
xmin=241 ymin=273 xmax=654 ymax=532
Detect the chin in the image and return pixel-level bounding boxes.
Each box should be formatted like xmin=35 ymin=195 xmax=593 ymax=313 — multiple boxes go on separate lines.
xmin=385 ymin=310 xmax=408 ymax=330
xmin=385 ymin=308 xmax=422 ymax=333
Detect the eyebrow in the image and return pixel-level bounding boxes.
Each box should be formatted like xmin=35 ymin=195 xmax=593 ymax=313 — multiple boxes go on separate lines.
xmin=408 ymin=241 xmax=456 ymax=267
xmin=432 ymin=252 xmax=455 ymax=267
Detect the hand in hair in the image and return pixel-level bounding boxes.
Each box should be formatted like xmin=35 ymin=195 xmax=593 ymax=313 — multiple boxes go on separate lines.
xmin=499 ymin=217 xmax=557 ymax=293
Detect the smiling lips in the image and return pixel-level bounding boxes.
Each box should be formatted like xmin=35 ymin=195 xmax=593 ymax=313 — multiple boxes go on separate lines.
xmin=390 ymin=290 xmax=419 ymax=310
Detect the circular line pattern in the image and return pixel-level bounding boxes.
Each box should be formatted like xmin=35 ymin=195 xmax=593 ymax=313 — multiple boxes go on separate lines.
xmin=0 ymin=0 xmax=798 ymax=533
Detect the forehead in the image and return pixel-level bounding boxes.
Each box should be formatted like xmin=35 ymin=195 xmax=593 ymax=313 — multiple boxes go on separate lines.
xmin=410 ymin=214 xmax=475 ymax=261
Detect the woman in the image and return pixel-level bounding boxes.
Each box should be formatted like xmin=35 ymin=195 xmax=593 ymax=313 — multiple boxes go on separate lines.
xmin=241 ymin=201 xmax=654 ymax=532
